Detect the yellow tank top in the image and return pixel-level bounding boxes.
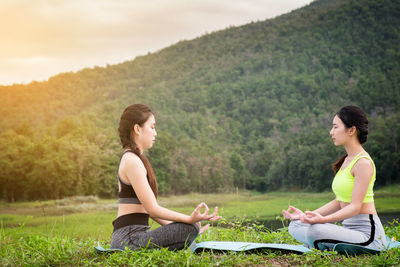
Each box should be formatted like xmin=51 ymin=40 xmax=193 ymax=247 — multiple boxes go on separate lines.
xmin=331 ymin=152 xmax=375 ymax=203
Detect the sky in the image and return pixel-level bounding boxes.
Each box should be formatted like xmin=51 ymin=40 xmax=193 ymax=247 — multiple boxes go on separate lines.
xmin=0 ymin=0 xmax=313 ymax=86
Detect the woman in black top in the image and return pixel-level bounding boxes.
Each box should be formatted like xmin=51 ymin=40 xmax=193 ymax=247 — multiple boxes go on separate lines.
xmin=111 ymin=104 xmax=221 ymax=251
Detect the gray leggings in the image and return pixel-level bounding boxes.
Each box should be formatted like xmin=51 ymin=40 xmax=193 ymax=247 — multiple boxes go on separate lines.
xmin=288 ymin=214 xmax=387 ymax=251
xmin=111 ymin=222 xmax=199 ymax=251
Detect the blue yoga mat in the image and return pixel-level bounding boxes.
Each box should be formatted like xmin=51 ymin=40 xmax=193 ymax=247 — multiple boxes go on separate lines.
xmin=93 ymin=242 xmax=311 ymax=255
xmin=191 ymin=241 xmax=311 ymax=254
xmin=94 ymin=244 xmax=123 ymax=254
xmin=192 ymin=236 xmax=400 ymax=255
xmin=94 ymin=236 xmax=400 ymax=256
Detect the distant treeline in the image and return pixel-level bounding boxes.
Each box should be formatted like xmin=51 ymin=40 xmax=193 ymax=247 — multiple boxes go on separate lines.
xmin=0 ymin=0 xmax=399 ymax=201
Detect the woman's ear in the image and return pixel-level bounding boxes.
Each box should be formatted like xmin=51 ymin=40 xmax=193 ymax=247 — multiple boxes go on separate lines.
xmin=348 ymin=126 xmax=357 ymax=136
xmin=133 ymin=124 xmax=141 ymax=135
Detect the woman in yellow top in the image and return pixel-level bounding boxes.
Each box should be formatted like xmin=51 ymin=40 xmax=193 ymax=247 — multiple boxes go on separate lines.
xmin=282 ymin=106 xmax=387 ymax=251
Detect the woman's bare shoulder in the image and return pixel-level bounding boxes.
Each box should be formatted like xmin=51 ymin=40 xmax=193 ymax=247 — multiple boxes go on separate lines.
xmin=121 ymin=152 xmax=145 ymax=169
xmin=353 ymin=157 xmax=374 ymax=176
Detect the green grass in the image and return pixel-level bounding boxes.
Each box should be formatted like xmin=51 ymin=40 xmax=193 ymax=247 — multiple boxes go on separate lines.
xmin=1 ymin=188 xmax=400 ymax=266
xmin=1 ymin=218 xmax=399 ymax=266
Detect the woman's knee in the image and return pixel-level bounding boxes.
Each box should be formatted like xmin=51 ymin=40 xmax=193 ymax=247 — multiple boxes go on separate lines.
xmin=306 ymin=224 xmax=327 ymax=243
xmin=183 ymin=223 xmax=200 ymax=240
xmin=171 ymin=222 xmax=199 ymax=237
xmin=192 ymin=222 xmax=200 ymax=234
xmin=288 ymin=220 xmax=304 ymax=235
xmin=171 ymin=222 xmax=199 ymax=249
xmin=186 ymin=223 xmax=200 ymax=243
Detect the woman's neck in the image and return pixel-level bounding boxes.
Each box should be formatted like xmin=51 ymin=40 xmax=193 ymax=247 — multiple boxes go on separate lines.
xmin=124 ymin=147 xmax=143 ymax=154
xmin=344 ymin=140 xmax=364 ymax=158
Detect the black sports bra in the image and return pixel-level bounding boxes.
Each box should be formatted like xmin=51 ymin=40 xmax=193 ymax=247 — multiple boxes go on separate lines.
xmin=118 ymin=150 xmax=141 ymax=204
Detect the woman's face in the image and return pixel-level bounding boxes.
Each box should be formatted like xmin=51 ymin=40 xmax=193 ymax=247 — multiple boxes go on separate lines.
xmin=134 ymin=114 xmax=157 ymax=152
xmin=330 ymin=115 xmax=351 ymax=146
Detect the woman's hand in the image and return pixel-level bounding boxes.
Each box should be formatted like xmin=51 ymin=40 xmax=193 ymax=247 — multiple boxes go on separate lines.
xmin=198 ymin=222 xmax=210 ymax=235
xmin=189 ymin=202 xmax=221 ymax=223
xmin=282 ymin=206 xmax=304 ymax=220
xmin=300 ymin=211 xmax=326 ymax=224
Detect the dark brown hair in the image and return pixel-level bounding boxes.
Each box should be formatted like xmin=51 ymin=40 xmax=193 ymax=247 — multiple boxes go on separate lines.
xmin=332 ymin=105 xmax=369 ymax=173
xmin=118 ymin=104 xmax=158 ymax=197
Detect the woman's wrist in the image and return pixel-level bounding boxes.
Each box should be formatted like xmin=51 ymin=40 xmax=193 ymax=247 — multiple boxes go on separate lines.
xmin=184 ymin=215 xmax=192 ymax=224
xmin=321 ymin=215 xmax=330 ymax=224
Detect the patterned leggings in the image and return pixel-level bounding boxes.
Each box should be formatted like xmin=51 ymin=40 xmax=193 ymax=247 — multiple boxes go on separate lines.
xmin=111 ymin=222 xmax=199 ymax=251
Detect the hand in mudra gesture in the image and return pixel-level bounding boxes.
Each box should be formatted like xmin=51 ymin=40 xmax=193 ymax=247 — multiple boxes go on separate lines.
xmin=282 ymin=205 xmax=304 ymax=220
xmin=190 ymin=202 xmax=221 ymax=223
xmin=191 ymin=202 xmax=221 ymax=234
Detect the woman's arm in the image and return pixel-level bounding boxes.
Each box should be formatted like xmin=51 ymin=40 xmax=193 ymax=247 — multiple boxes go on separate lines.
xmin=283 ymin=199 xmax=340 ymax=220
xmin=312 ymin=199 xmax=341 ymax=216
xmin=302 ymin=158 xmax=373 ymax=224
xmin=150 ymin=216 xmax=172 ymax=226
xmin=122 ymin=153 xmax=219 ymax=224
xmin=283 ymin=192 xmax=340 ymax=220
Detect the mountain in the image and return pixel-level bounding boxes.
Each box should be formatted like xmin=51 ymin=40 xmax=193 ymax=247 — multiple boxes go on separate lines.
xmin=1 ymin=0 xmax=399 ymax=201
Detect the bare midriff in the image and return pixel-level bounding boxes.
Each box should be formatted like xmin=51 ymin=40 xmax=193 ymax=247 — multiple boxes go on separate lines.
xmin=118 ymin=204 xmax=148 ymax=217
xmin=339 ymin=201 xmax=377 ymax=215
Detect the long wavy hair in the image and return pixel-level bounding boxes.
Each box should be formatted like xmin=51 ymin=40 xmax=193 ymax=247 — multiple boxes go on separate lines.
xmin=332 ymin=105 xmax=369 ymax=173
xmin=118 ymin=104 xmax=158 ymax=197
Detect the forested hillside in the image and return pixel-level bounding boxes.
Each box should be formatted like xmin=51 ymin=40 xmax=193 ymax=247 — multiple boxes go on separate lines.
xmin=1 ymin=0 xmax=399 ymax=201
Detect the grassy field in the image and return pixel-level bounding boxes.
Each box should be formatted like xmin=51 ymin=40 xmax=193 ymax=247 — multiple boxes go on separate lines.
xmin=1 ymin=186 xmax=400 ymax=266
